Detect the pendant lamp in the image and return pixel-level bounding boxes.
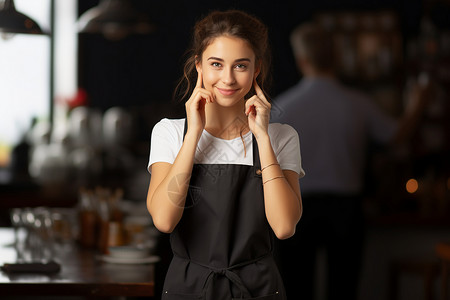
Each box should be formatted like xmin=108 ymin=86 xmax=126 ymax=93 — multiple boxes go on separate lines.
xmin=0 ymin=0 xmax=44 ymax=35
xmin=77 ymin=0 xmax=155 ymax=40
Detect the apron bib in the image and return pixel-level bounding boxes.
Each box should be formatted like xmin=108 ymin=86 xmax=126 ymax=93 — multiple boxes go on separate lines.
xmin=162 ymin=120 xmax=285 ymax=300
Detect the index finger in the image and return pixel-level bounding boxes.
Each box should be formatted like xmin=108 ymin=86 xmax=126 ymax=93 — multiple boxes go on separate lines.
xmin=253 ymin=79 xmax=265 ymax=99
xmin=195 ymin=70 xmax=203 ymax=89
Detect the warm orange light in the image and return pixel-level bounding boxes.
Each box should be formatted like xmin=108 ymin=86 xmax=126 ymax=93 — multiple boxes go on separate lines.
xmin=406 ymin=178 xmax=419 ymax=194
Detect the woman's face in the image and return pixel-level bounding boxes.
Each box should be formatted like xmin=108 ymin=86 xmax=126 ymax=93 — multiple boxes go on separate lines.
xmin=197 ymin=36 xmax=258 ymax=107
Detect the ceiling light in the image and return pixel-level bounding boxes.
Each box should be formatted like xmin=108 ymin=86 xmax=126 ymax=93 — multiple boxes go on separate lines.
xmin=0 ymin=0 xmax=45 ymax=36
xmin=77 ymin=0 xmax=155 ymax=40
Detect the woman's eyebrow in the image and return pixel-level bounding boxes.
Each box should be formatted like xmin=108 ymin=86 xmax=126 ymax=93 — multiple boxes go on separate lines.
xmin=207 ymin=56 xmax=251 ymax=63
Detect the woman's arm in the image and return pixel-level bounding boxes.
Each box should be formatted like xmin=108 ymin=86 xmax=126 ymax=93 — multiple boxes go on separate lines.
xmin=257 ymin=136 xmax=302 ymax=240
xmin=147 ymin=71 xmax=213 ymax=233
xmin=146 ymin=131 xmax=199 ymax=233
xmin=246 ymin=79 xmax=302 ymax=240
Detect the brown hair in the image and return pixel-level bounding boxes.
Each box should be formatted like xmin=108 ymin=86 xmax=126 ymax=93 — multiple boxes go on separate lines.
xmin=290 ymin=22 xmax=335 ymax=72
xmin=174 ymin=10 xmax=272 ymax=102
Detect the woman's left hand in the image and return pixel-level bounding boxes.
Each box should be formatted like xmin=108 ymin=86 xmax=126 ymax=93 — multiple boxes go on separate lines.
xmin=245 ymin=79 xmax=271 ymax=140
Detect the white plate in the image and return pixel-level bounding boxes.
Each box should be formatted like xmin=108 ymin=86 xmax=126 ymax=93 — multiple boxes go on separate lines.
xmin=108 ymin=246 xmax=150 ymax=259
xmin=97 ymin=254 xmax=160 ymax=264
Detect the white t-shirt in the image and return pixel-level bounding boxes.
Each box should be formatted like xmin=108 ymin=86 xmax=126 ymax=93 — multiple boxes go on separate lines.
xmin=148 ymin=118 xmax=305 ymax=177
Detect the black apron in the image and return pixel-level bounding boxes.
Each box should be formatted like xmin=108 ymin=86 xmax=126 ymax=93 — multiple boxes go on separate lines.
xmin=162 ymin=120 xmax=285 ymax=300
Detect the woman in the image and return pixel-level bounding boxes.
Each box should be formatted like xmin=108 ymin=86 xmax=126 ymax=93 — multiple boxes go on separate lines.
xmin=147 ymin=10 xmax=304 ymax=300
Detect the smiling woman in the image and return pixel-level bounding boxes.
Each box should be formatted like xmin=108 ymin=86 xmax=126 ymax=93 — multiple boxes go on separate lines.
xmin=146 ymin=9 xmax=304 ymax=300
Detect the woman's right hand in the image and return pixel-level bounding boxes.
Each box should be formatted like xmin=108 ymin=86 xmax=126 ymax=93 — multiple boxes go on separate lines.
xmin=185 ymin=70 xmax=214 ymax=141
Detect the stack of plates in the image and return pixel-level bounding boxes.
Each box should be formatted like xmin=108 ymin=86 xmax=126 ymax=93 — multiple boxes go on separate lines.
xmin=97 ymin=246 xmax=160 ymax=264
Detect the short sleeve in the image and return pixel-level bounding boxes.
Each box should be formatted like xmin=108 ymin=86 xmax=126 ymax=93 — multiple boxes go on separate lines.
xmin=269 ymin=123 xmax=305 ymax=178
xmin=148 ymin=118 xmax=184 ymax=173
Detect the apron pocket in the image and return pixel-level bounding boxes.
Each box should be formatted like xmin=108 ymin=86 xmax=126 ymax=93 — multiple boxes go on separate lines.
xmin=162 ymin=290 xmax=203 ymax=300
xmin=232 ymin=291 xmax=281 ymax=300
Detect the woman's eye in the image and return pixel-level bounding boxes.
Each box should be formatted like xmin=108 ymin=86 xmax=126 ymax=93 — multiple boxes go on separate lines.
xmin=235 ymin=64 xmax=247 ymax=70
xmin=211 ymin=62 xmax=222 ymax=68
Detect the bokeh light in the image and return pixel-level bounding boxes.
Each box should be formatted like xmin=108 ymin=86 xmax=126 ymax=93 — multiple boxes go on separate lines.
xmin=406 ymin=178 xmax=419 ymax=194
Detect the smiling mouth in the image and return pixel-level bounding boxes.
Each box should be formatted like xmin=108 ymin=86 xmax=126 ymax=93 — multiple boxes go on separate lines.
xmin=216 ymin=87 xmax=239 ymax=96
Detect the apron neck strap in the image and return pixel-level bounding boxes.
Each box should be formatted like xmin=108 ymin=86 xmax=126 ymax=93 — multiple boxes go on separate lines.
xmin=183 ymin=118 xmax=188 ymax=141
xmin=252 ymin=134 xmax=261 ymax=170
xmin=183 ymin=117 xmax=261 ymax=169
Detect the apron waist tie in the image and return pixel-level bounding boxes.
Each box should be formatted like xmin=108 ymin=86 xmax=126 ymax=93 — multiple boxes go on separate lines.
xmin=173 ymin=252 xmax=272 ymax=299
xmin=204 ymin=268 xmax=251 ymax=299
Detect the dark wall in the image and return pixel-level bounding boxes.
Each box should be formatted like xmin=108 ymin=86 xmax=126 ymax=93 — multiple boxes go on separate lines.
xmin=77 ymin=0 xmax=428 ymax=106
xmin=77 ymin=0 xmax=435 ymax=144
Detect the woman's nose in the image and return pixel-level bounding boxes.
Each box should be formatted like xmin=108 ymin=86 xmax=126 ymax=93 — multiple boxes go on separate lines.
xmin=221 ymin=68 xmax=236 ymax=85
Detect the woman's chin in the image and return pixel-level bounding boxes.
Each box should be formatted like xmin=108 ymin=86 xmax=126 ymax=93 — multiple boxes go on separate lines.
xmin=213 ymin=97 xmax=243 ymax=108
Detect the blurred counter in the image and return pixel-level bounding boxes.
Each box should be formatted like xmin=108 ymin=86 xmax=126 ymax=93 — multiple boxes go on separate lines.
xmin=0 ymin=227 xmax=156 ymax=297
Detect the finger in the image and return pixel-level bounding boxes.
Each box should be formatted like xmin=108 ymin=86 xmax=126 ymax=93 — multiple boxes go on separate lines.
xmin=247 ymin=94 xmax=269 ymax=111
xmin=201 ymin=89 xmax=214 ymax=103
xmin=188 ymin=87 xmax=213 ymax=104
xmin=195 ymin=70 xmax=203 ymax=89
xmin=253 ymin=79 xmax=265 ymax=99
xmin=245 ymin=103 xmax=256 ymax=117
xmin=248 ymin=105 xmax=256 ymax=117
xmin=245 ymin=96 xmax=256 ymax=115
xmin=245 ymin=96 xmax=263 ymax=116
xmin=193 ymin=90 xmax=213 ymax=105
xmin=254 ymin=80 xmax=271 ymax=108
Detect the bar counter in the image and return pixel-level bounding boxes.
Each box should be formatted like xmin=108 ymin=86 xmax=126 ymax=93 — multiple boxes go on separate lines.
xmin=0 ymin=228 xmax=156 ymax=297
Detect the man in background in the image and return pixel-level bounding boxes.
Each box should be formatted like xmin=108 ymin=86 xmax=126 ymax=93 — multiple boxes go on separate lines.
xmin=272 ymin=22 xmax=430 ymax=300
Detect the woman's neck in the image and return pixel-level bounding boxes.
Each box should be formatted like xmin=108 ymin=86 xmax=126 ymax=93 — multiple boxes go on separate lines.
xmin=204 ymin=100 xmax=249 ymax=140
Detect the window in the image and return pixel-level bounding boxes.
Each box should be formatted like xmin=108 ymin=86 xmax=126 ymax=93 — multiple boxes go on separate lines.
xmin=0 ymin=0 xmax=51 ymax=167
xmin=0 ymin=0 xmax=77 ymax=172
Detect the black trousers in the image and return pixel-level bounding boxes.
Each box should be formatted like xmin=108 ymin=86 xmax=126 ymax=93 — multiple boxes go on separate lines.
xmin=276 ymin=194 xmax=365 ymax=300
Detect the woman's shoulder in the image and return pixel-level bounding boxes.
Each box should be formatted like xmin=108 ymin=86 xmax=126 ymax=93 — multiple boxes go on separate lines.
xmin=155 ymin=117 xmax=185 ymax=128
xmin=268 ymin=122 xmax=303 ymax=175
xmin=268 ymin=122 xmax=299 ymax=138
xmin=152 ymin=118 xmax=186 ymax=142
xmin=153 ymin=118 xmax=185 ymax=133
